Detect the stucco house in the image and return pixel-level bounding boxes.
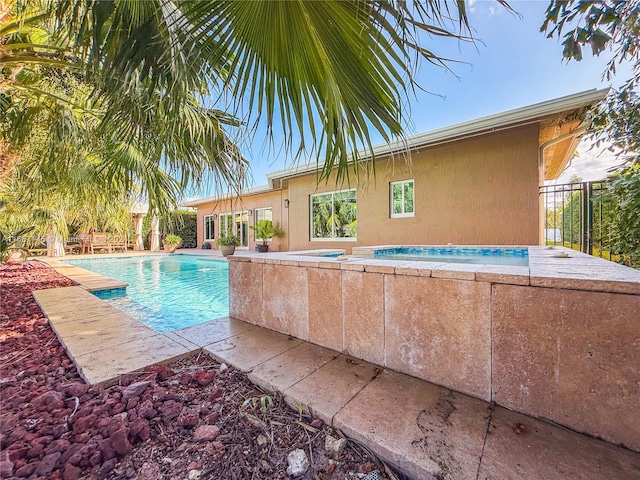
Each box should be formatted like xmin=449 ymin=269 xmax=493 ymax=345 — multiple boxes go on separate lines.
xmin=185 ymin=89 xmax=607 ymax=252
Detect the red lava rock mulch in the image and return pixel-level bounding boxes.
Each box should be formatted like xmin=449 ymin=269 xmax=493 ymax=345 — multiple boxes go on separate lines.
xmin=0 ymin=262 xmax=403 ymax=480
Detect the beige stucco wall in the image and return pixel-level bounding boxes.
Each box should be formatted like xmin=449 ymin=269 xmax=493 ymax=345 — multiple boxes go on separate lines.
xmin=195 ymin=190 xmax=289 ymax=252
xmin=195 ymin=124 xmax=540 ymax=251
xmin=287 ymin=125 xmax=540 ymax=252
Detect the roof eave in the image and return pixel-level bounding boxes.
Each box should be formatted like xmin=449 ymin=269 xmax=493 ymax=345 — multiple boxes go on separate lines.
xmin=267 ymin=88 xmax=609 ymax=185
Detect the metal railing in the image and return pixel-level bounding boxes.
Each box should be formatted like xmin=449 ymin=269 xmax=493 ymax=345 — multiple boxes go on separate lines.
xmin=540 ymin=181 xmax=614 ymax=260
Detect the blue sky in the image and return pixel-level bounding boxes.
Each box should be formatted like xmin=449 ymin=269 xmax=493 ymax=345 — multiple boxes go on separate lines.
xmin=198 ymin=0 xmax=632 ymax=197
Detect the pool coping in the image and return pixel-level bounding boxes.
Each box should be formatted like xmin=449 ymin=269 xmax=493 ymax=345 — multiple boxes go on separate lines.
xmin=31 ymin=286 xmax=195 ymax=385
xmin=227 ymin=245 xmax=640 ymax=295
xmin=39 ymin=257 xmax=129 ymax=292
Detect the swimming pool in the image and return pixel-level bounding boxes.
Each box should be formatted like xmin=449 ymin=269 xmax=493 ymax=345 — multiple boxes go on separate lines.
xmin=63 ymin=255 xmax=228 ymax=332
xmin=354 ymin=246 xmax=529 ymax=266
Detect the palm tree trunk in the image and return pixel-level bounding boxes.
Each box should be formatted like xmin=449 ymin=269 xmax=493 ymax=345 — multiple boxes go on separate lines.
xmin=46 ymin=230 xmax=65 ymax=257
xmin=149 ymin=212 xmax=160 ymax=252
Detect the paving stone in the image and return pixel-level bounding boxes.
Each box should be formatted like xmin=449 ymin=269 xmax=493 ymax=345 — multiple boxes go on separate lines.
xmin=162 ymin=332 xmax=201 ymax=351
xmin=478 ymin=407 xmax=640 ymax=479
xmin=307 ymin=268 xmax=343 ymax=352
xmin=342 ymin=271 xmax=384 ymax=365
xmin=261 ymin=264 xmax=309 ymax=341
xmin=43 ymin=303 xmax=120 ymax=325
xmin=172 ymin=317 xmax=256 ymax=348
xmin=33 ymin=287 xmax=107 ymax=317
xmin=431 ymin=262 xmax=482 ymax=280
xmin=248 ymin=342 xmax=339 ymax=393
xmin=492 ymin=284 xmax=640 ymax=451
xmin=228 ymin=261 xmax=263 ymax=324
xmin=203 ymin=328 xmax=302 ymax=372
xmin=475 ymin=264 xmax=530 ymax=285
xmin=53 ymin=314 xmax=155 ymax=359
xmin=76 ymin=335 xmax=191 ymax=385
xmin=51 ymin=312 xmax=148 ymax=338
xmin=283 ymin=355 xmax=379 ymax=425
xmin=385 ymin=275 xmax=492 ymax=401
xmin=333 ymin=369 xmax=490 ymax=480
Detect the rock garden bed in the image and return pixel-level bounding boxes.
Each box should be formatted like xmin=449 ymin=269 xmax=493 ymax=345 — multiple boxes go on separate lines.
xmin=0 ymin=262 xmax=402 ymax=480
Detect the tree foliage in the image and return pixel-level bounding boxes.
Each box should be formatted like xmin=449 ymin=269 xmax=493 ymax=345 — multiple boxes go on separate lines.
xmin=542 ymin=1 xmax=640 ymax=160
xmin=162 ymin=211 xmax=198 ymax=249
xmin=604 ymin=164 xmax=640 ymax=265
xmin=54 ymin=0 xmax=480 ymax=182
xmin=3 ymin=0 xmax=482 ymax=195
xmin=543 ymin=1 xmax=640 ymax=265
xmin=542 ymin=0 xmax=639 ymax=85
xmin=1 ymin=1 xmax=247 ymax=213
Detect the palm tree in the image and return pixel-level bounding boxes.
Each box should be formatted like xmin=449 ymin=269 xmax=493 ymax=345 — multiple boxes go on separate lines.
xmin=60 ymin=0 xmax=478 ymax=181
xmin=2 ymin=2 xmax=249 ymax=210
xmin=3 ymin=0 xmax=478 ymax=214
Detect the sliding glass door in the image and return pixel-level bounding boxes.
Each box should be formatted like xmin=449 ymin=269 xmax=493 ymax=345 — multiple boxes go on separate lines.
xmin=219 ymin=211 xmax=249 ymax=248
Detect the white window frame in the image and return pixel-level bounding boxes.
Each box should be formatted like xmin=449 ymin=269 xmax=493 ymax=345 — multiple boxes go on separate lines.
xmin=390 ymin=179 xmax=415 ymax=218
xmin=254 ymin=207 xmax=273 ymax=242
xmin=204 ymin=214 xmax=216 ymax=241
xmin=310 ymin=188 xmax=357 ymax=242
xmin=219 ymin=211 xmax=250 ymax=249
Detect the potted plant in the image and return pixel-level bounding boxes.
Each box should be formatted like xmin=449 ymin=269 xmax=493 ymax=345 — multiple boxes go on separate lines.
xmin=162 ymin=234 xmax=182 ymax=253
xmin=249 ymin=220 xmax=284 ymax=253
xmin=216 ymin=232 xmax=239 ymax=256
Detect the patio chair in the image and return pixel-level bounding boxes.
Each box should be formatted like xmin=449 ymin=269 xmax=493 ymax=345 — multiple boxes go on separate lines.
xmin=88 ymin=232 xmax=110 ymax=253
xmin=77 ymin=232 xmax=92 ymax=254
xmin=64 ymin=238 xmax=83 ymax=254
xmin=108 ymin=235 xmax=128 ymax=253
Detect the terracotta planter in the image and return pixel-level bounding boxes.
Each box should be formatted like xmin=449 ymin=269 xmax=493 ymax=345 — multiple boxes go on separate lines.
xmin=256 ymin=244 xmax=269 ymax=253
xmin=220 ymin=245 xmax=236 ymax=256
xmin=163 ymin=244 xmax=177 ymax=253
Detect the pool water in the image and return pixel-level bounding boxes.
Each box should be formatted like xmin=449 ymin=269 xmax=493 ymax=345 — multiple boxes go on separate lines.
xmin=373 ymin=247 xmax=529 ymax=266
xmin=63 ymin=255 xmax=228 ymax=332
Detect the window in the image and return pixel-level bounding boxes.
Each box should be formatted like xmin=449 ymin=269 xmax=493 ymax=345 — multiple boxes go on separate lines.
xmin=204 ymin=215 xmax=216 ymax=241
xmin=310 ymin=189 xmax=357 ymax=240
xmin=220 ymin=211 xmax=250 ymax=248
xmin=390 ymin=179 xmax=414 ymax=217
xmin=254 ymin=207 xmax=273 ymax=223
xmin=254 ymin=208 xmax=273 ymax=241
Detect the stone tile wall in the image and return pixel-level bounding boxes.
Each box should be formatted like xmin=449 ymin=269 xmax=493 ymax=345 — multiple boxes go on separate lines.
xmin=227 ymin=250 xmax=640 ymax=452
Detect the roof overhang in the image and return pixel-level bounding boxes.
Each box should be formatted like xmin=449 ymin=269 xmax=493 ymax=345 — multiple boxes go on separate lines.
xmin=266 ymin=88 xmax=607 ymax=185
xmin=181 ymin=184 xmax=275 ymax=208
xmin=185 ymin=88 xmax=608 ymax=206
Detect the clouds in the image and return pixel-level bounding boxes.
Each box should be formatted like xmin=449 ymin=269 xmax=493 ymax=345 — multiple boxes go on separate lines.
xmin=553 ymin=139 xmax=629 ymax=183
xmin=468 ymin=0 xmax=502 ymax=16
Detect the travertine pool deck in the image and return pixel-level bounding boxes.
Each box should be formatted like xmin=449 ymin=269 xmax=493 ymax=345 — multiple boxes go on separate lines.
xmin=32 ymin=286 xmax=192 ymax=384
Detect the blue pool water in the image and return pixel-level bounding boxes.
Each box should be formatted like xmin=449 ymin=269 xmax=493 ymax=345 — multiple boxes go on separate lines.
xmin=373 ymin=247 xmax=529 ymax=266
xmin=63 ymin=255 xmax=229 ymax=332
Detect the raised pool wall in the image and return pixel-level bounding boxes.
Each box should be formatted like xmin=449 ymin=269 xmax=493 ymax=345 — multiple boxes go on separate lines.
xmin=227 ymin=246 xmax=640 ymax=452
